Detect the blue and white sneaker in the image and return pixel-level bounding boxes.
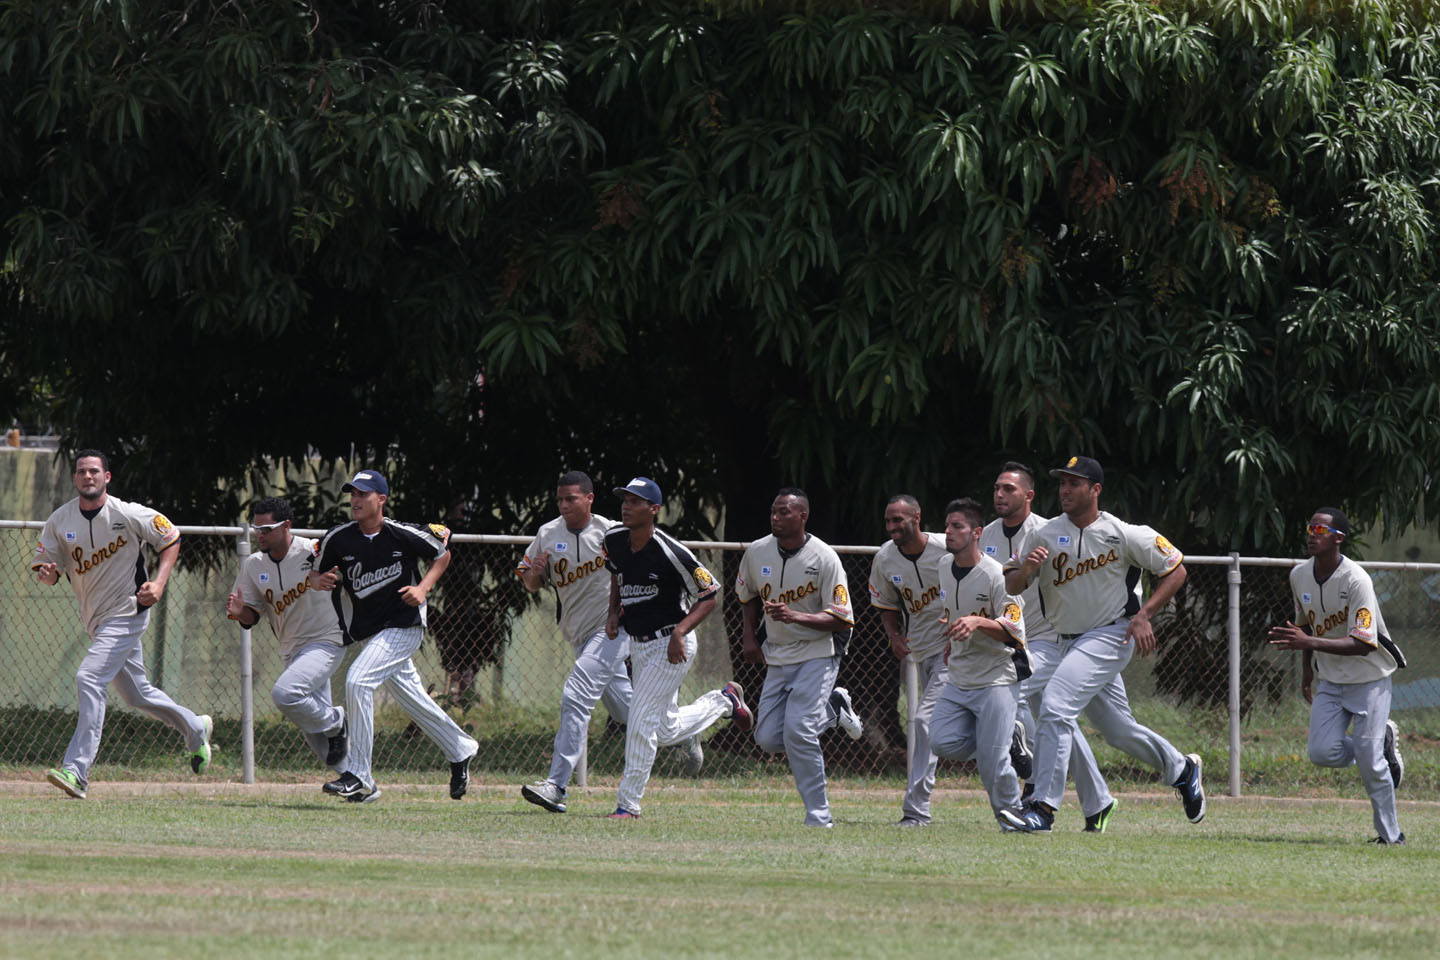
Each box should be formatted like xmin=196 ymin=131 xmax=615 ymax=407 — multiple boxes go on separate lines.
xmin=1011 ymin=801 xmax=1053 ymax=833
xmin=1174 ymin=753 xmax=1205 ymax=823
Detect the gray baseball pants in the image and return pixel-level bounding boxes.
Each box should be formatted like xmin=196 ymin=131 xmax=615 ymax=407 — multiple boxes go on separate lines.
xmin=931 ymin=682 xmax=1023 ymax=819
xmin=900 ymin=651 xmax=947 ymax=823
xmin=1016 ymin=638 xmax=1114 ymax=817
xmin=1309 ymin=677 xmax=1402 ymax=843
xmin=62 ymin=611 xmax=207 ymax=786
xmin=1033 ymin=620 xmax=1186 ymax=811
xmin=344 ymin=626 xmax=478 ymax=788
xmin=271 ymin=640 xmax=344 ymax=767
xmin=754 ymin=655 xmax=841 ymax=827
xmin=615 ymin=628 xmax=729 ymax=815
xmin=546 ymin=627 xmax=634 ymax=790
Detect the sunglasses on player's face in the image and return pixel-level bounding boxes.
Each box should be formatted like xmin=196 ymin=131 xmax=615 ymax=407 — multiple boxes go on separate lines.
xmin=251 ymin=520 xmax=287 ymax=534
xmin=1306 ymin=523 xmax=1340 ymax=537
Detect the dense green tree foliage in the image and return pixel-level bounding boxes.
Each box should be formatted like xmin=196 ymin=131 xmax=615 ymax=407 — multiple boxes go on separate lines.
xmin=3 ymin=0 xmax=1439 ymax=558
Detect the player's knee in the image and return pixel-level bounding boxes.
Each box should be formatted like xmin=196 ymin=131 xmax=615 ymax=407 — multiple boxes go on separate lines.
xmin=1308 ymin=740 xmax=1346 ymax=767
xmin=271 ymin=680 xmax=300 ymax=710
xmin=754 ymin=727 xmax=784 ymax=754
xmin=781 ymin=721 xmax=815 ymax=754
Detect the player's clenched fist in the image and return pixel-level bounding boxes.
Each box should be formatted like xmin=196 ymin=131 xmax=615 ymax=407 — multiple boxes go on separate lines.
xmin=397 ymin=584 xmax=428 ymax=607
xmin=35 ymin=562 xmax=59 ymax=586
xmin=308 ymin=566 xmax=341 ymax=591
xmin=137 ymin=578 xmax=167 ymax=608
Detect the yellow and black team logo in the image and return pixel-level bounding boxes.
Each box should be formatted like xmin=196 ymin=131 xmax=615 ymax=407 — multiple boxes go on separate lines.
xmin=694 ymin=566 xmax=714 ymax=588
xmin=1003 ymin=602 xmax=1022 ymax=623
xmin=1066 ymin=456 xmax=1078 ymax=468
xmin=152 ymin=514 xmax=174 ymax=535
xmin=428 ymin=523 xmax=451 ymax=542
xmin=1155 ymin=534 xmax=1175 ymax=556
xmin=833 ymin=584 xmax=849 ymax=607
xmin=1356 ymin=608 xmax=1373 ymax=630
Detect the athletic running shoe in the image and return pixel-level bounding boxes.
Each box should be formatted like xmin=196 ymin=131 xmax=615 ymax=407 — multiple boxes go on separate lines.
xmin=324 ymin=771 xmax=378 ymax=802
xmin=996 ymin=808 xmax=1028 ymax=832
xmin=896 ymin=817 xmax=929 ymax=827
xmin=829 ymin=686 xmax=863 ymax=740
xmin=1368 ymin=833 xmax=1406 ymax=846
xmin=190 ymin=714 xmax=213 ymax=775
xmin=1084 ymin=798 xmax=1118 ymax=833
xmin=324 ymin=707 xmax=348 ymax=769
xmin=606 ymin=807 xmax=640 ymax=820
xmin=344 ymin=785 xmax=382 ymax=804
xmin=1012 ymin=800 xmax=1054 ymax=833
xmin=1009 ymin=718 xmax=1033 ymax=781
xmin=521 ymin=780 xmax=567 ymax=813
xmin=682 ymin=735 xmax=705 ymax=777
xmin=449 ymin=755 xmax=472 ymax=800
xmin=1383 ymin=719 xmax=1404 ymax=789
xmin=46 ymin=767 xmax=86 ymax=799
xmin=722 ymin=681 xmax=753 ymax=733
xmin=1173 ymin=753 xmax=1206 ymax=823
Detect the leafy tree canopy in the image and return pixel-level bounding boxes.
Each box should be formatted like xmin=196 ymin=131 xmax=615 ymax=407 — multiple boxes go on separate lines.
xmin=3 ymin=0 xmax=1439 ymax=555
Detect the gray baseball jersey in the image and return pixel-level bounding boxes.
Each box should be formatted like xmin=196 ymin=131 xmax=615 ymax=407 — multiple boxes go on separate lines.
xmin=1006 ymin=512 xmax=1182 ymax=636
xmin=938 ymin=554 xmax=1029 ymax=689
xmin=32 ymin=495 xmax=182 ymax=634
xmin=980 ymin=514 xmax=1059 ymax=644
xmin=517 ymin=513 xmax=613 ymax=646
xmin=1288 ymin=556 xmax=1405 ymax=685
xmin=233 ymin=535 xmax=345 ymax=659
xmin=735 ymin=533 xmax=853 ymax=666
xmin=867 ymin=533 xmax=950 ymax=661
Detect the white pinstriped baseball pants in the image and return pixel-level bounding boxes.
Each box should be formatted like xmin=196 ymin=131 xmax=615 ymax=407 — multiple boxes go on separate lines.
xmin=615 ymin=628 xmax=730 ymax=815
xmin=62 ymin=611 xmax=207 ymax=786
xmin=344 ymin=626 xmax=479 ymax=788
xmin=271 ymin=641 xmax=344 ymax=768
xmin=547 ymin=627 xmax=633 ymax=790
xmin=1015 ymin=638 xmax=1114 ymax=818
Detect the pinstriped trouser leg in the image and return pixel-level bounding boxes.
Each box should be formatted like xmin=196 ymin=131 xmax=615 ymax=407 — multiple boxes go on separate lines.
xmin=548 ymin=627 xmax=631 ymax=789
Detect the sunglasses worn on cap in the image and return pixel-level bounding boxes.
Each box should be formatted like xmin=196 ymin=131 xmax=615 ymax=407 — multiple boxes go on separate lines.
xmin=1306 ymin=523 xmax=1340 ymax=537
xmin=251 ymin=521 xmax=287 ymax=534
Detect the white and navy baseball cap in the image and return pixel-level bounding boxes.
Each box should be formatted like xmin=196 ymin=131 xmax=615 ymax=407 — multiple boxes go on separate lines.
xmin=342 ymin=469 xmax=389 ymax=495
xmin=1050 ymin=456 xmax=1104 ymax=484
xmin=613 ymin=476 xmax=662 ymax=504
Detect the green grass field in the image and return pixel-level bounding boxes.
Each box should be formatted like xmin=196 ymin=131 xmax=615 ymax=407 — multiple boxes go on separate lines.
xmin=2 ymin=778 xmax=1436 ymax=960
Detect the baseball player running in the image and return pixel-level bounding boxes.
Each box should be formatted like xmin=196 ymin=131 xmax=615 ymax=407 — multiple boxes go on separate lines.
xmin=603 ymin=477 xmax=749 ymax=819
xmin=980 ymin=462 xmax=1117 ymax=831
xmin=1268 ymin=508 xmax=1407 ymax=844
xmin=929 ymin=498 xmax=1031 ymax=829
xmin=737 ymin=487 xmax=859 ymax=828
xmin=518 ymin=472 xmax=704 ymax=814
xmin=1006 ymin=457 xmax=1204 ymax=832
xmin=226 ymin=497 xmax=348 ymax=771
xmin=36 ymin=450 xmax=212 ymax=799
xmin=308 ymin=469 xmax=478 ymax=803
xmin=867 ymin=495 xmax=952 ymax=826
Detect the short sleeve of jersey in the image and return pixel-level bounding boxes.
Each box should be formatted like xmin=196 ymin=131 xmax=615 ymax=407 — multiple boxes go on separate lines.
xmin=820 ymin=549 xmax=854 ymax=626
xmin=315 ymin=526 xmax=343 ymax=573
xmin=988 ymin=563 xmax=1026 ymax=645
xmin=734 ymin=547 xmax=759 ymax=603
xmin=402 ymin=521 xmax=450 ymax=560
xmin=517 ymin=533 xmax=544 ymax=578
xmin=1122 ymin=522 xmax=1183 ymax=577
xmin=235 ymin=564 xmax=264 ymax=613
xmin=603 ymin=527 xmax=626 ymax=575
xmin=33 ymin=516 xmax=61 ymax=570
xmin=129 ymin=501 xmax=181 ymax=551
xmin=867 ymin=550 xmax=901 ymax=612
xmin=671 ymin=538 xmax=720 ymax=601
xmin=1347 ymin=573 xmax=1381 ymax=648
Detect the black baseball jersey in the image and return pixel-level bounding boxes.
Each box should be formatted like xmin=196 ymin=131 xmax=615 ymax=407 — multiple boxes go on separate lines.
xmin=314 ymin=518 xmax=450 ymax=643
xmin=603 ymin=525 xmax=718 ymax=636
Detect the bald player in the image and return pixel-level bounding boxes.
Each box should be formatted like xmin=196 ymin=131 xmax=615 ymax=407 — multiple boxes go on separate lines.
xmin=737 ymin=487 xmax=856 ymax=828
xmin=980 ymin=462 xmax=1116 ymax=831
xmin=37 ymin=450 xmax=212 ymax=799
xmin=1007 ymin=456 xmax=1204 ymax=833
xmin=867 ymin=495 xmax=951 ymax=826
xmin=226 ymin=497 xmax=348 ymax=771
xmin=929 ymin=498 xmax=1030 ymax=830
xmin=1268 ymin=507 xmax=1407 ymax=845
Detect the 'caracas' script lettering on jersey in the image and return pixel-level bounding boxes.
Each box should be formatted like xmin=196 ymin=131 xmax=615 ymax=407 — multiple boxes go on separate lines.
xmin=350 ymin=560 xmax=403 ymax=593
xmin=1050 ymin=549 xmax=1119 ymax=587
xmin=619 ymin=582 xmax=661 ymax=603
xmin=554 ymin=555 xmax=605 ymax=588
xmin=71 ymin=536 xmax=128 ymax=576
xmin=760 ymin=580 xmax=817 ymax=605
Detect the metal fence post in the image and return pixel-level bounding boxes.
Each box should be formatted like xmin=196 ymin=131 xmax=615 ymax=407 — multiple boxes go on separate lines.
xmin=237 ymin=528 xmax=255 ymax=784
xmin=1228 ymin=552 xmax=1242 ymax=797
xmin=903 ymin=657 xmax=919 ymax=783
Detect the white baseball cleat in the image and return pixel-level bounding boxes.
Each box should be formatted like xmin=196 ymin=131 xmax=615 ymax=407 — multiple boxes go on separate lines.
xmin=829 ymin=686 xmax=863 ymax=740
xmin=682 ymin=735 xmax=705 ymax=777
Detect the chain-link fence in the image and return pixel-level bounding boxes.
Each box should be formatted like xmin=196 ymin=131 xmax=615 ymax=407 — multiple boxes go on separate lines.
xmin=2 ymin=521 xmax=1437 ymax=794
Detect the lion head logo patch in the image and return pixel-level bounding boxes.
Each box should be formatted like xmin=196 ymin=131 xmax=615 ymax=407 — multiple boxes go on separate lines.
xmin=1003 ymin=602 xmax=1022 ymax=623
xmin=152 ymin=514 xmax=174 ymax=535
xmin=694 ymin=567 xmax=714 ymax=588
xmin=1356 ymin=608 xmax=1373 ymax=630
xmin=1155 ymin=534 xmax=1175 ymax=556
xmin=833 ymin=584 xmax=849 ymax=606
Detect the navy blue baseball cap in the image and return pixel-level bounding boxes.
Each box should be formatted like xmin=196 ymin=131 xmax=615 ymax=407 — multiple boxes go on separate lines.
xmin=1050 ymin=456 xmax=1104 ymax=485
xmin=342 ymin=469 xmax=389 ymax=495
xmin=613 ymin=476 xmax=662 ymax=504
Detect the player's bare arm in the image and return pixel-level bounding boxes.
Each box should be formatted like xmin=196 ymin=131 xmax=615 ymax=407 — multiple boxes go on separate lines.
xmin=606 ymin=572 xmax=621 ymax=639
xmin=740 ymin=598 xmax=765 ymax=664
xmin=667 ymin=594 xmax=717 ymax=664
xmin=1004 ymin=545 xmax=1048 ymax=595
xmin=1301 ymin=649 xmax=1314 ymax=704
xmin=137 ymin=540 xmax=180 ymax=608
xmin=399 ymin=550 xmax=451 ymax=607
xmin=1125 ymin=562 xmax=1187 ymax=656
xmin=880 ymin=609 xmax=910 ymax=659
xmin=308 ymin=566 xmax=341 ymax=591
xmin=34 ymin=561 xmax=60 ymax=586
xmin=225 ymin=590 xmax=260 ymax=627
xmin=520 ymin=550 xmax=550 ymax=593
xmin=943 ymin=615 xmax=1010 ymax=644
xmin=1266 ymin=621 xmax=1371 ymax=656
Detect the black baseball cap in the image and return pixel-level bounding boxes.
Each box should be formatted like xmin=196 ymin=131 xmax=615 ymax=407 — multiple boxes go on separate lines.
xmin=1050 ymin=456 xmax=1104 ymax=484
xmin=613 ymin=476 xmax=662 ymax=504
xmin=342 ymin=469 xmax=389 ymax=495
